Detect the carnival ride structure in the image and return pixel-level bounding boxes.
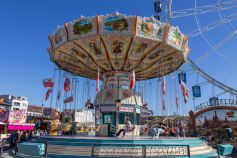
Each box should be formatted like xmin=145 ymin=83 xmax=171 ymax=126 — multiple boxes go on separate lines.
xmin=47 ymin=12 xmax=189 ymax=137
xmin=35 ymin=0 xmax=237 ymax=157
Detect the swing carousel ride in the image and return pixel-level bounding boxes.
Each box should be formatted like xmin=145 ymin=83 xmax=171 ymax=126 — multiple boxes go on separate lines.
xmin=36 ymin=0 xmax=237 ymax=157
xmin=47 ymin=12 xmax=189 ymax=136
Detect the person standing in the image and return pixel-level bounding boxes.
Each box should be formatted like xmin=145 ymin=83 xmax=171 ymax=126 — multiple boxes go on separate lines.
xmin=20 ymin=131 xmax=26 ymax=142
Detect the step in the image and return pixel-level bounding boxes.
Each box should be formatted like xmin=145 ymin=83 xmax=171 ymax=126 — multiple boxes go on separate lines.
xmin=190 ymin=144 xmax=209 ymax=152
xmin=191 ymin=147 xmax=214 ymax=155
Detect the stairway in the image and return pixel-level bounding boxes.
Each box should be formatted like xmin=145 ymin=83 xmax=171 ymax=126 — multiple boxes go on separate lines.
xmin=35 ymin=136 xmax=219 ymax=158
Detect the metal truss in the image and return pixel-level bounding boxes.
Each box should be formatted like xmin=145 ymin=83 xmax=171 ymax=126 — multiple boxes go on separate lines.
xmin=171 ymin=0 xmax=237 ymax=18
xmin=188 ymin=58 xmax=237 ymax=97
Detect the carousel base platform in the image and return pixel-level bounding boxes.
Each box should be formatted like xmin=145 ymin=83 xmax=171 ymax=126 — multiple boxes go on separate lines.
xmin=35 ymin=136 xmax=218 ymax=158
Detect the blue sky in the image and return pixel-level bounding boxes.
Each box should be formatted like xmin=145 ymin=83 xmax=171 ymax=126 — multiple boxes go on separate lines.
xmin=0 ymin=0 xmax=236 ymax=115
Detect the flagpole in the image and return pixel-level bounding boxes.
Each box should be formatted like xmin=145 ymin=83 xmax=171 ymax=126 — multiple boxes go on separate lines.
xmin=50 ymin=68 xmax=57 ymax=108
xmin=174 ymin=75 xmax=178 ymax=115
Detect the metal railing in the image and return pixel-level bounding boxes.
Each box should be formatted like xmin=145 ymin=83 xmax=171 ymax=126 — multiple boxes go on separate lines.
xmin=15 ymin=141 xmax=191 ymax=158
xmin=91 ymin=143 xmax=191 ymax=158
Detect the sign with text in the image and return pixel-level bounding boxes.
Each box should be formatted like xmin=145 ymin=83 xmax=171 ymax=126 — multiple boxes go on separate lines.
xmin=8 ymin=110 xmax=27 ymax=124
xmin=194 ymin=99 xmax=237 ymax=112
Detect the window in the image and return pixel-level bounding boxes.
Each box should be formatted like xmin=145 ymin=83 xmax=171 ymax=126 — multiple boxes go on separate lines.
xmin=102 ymin=113 xmax=111 ymax=124
xmin=22 ymin=103 xmax=27 ymax=107
xmin=136 ymin=113 xmax=140 ymax=125
xmin=119 ymin=112 xmax=134 ymax=124
xmin=13 ymin=107 xmax=19 ymax=111
xmin=13 ymin=102 xmax=20 ymax=106
xmin=119 ymin=112 xmax=125 ymax=124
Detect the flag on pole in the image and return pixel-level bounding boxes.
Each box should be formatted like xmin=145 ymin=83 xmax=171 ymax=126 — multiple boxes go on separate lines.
xmin=130 ymin=70 xmax=136 ymax=89
xmin=64 ymin=78 xmax=71 ymax=92
xmin=176 ymin=94 xmax=179 ymax=108
xmin=181 ymin=80 xmax=189 ymax=104
xmin=43 ymin=79 xmax=54 ymax=88
xmin=96 ymin=70 xmax=100 ymax=94
xmin=45 ymin=88 xmax=52 ymax=101
xmin=63 ymin=96 xmax=73 ymax=104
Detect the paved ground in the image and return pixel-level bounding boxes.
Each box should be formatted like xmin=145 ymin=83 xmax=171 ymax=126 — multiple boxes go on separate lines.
xmin=0 ymin=148 xmax=15 ymax=158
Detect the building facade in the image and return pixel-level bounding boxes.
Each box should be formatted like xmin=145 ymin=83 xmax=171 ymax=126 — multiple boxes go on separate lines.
xmin=0 ymin=95 xmax=28 ymax=112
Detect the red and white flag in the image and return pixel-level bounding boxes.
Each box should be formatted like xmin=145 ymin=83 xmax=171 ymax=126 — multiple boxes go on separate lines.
xmin=96 ymin=70 xmax=100 ymax=94
xmin=176 ymin=94 xmax=179 ymax=108
xmin=43 ymin=79 xmax=54 ymax=88
xmin=63 ymin=96 xmax=73 ymax=104
xmin=45 ymin=88 xmax=52 ymax=101
xmin=181 ymin=80 xmax=189 ymax=104
xmin=130 ymin=70 xmax=136 ymax=89
xmin=64 ymin=78 xmax=71 ymax=92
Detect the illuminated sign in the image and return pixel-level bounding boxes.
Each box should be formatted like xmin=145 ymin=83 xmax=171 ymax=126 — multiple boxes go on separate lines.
xmin=194 ymin=99 xmax=237 ymax=112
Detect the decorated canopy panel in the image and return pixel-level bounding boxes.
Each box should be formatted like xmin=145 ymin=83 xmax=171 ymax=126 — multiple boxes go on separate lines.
xmin=48 ymin=13 xmax=189 ymax=80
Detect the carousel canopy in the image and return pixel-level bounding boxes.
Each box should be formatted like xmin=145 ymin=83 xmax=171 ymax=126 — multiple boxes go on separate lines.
xmin=48 ymin=12 xmax=189 ymax=80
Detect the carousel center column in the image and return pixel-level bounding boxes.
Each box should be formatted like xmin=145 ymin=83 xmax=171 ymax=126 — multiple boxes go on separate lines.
xmin=94 ymin=72 xmax=143 ymax=137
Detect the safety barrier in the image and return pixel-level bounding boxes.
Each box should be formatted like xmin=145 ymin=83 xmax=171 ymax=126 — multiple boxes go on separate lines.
xmin=16 ymin=141 xmax=191 ymax=158
xmin=91 ymin=143 xmax=191 ymax=158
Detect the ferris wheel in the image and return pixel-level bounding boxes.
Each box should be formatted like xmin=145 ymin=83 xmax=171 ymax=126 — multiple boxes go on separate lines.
xmin=42 ymin=1 xmax=237 ymax=117
xmin=160 ymin=0 xmax=237 ymax=96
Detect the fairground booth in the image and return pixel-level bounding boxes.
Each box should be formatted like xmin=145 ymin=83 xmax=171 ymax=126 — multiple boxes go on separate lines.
xmin=8 ymin=110 xmax=34 ymax=131
xmin=0 ymin=100 xmax=11 ymax=133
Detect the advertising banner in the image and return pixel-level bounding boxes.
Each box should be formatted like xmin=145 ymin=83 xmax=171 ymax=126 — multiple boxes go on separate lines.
xmin=119 ymin=107 xmax=134 ymax=113
xmin=8 ymin=110 xmax=27 ymax=124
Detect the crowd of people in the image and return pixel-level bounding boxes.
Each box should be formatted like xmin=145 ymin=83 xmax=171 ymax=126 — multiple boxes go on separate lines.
xmin=8 ymin=130 xmax=33 ymax=148
xmin=113 ymin=117 xmax=187 ymax=139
